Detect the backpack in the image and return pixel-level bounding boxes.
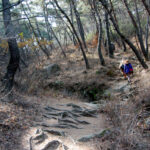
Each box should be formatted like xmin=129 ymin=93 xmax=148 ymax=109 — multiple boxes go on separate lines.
xmin=124 ymin=63 xmax=133 ymax=74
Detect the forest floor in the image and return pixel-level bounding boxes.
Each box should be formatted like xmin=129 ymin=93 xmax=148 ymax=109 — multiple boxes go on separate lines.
xmin=0 ymin=46 xmax=150 ymax=150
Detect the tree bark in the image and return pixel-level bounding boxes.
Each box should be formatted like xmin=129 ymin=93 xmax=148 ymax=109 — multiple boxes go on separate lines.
xmin=93 ymin=0 xmax=105 ymax=65
xmin=70 ymin=2 xmax=77 ymax=45
xmin=105 ymin=10 xmax=113 ymax=58
xmin=141 ymin=0 xmax=150 ymax=16
xmin=2 ymin=0 xmax=20 ymax=90
xmin=145 ymin=0 xmax=150 ymax=57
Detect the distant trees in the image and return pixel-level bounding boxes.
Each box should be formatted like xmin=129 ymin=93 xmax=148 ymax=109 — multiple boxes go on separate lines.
xmin=1 ymin=0 xmax=150 ymax=90
xmin=99 ymin=0 xmax=148 ymax=69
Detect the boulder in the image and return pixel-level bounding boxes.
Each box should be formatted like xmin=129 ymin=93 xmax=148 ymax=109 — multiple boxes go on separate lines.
xmin=41 ymin=64 xmax=61 ymax=79
xmin=41 ymin=140 xmax=60 ymax=150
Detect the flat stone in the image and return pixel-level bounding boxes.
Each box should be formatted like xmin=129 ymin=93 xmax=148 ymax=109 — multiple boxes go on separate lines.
xmin=80 ymin=109 xmax=97 ymax=117
xmin=43 ymin=129 xmax=65 ymax=136
xmin=58 ymin=118 xmax=78 ymax=125
xmin=84 ymin=103 xmax=100 ymax=109
xmin=78 ymin=129 xmax=111 ymax=142
xmin=41 ymin=140 xmax=60 ymax=150
xmin=33 ymin=132 xmax=48 ymax=144
xmin=66 ymin=103 xmax=82 ymax=110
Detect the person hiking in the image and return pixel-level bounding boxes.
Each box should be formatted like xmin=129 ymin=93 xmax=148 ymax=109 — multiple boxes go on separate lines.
xmin=119 ymin=58 xmax=126 ymax=79
xmin=124 ymin=59 xmax=133 ymax=83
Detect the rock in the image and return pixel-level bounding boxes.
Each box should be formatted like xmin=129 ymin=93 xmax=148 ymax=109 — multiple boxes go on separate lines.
xmin=72 ymin=108 xmax=83 ymax=113
xmin=78 ymin=129 xmax=111 ymax=142
xmin=41 ymin=140 xmax=60 ymax=150
xmin=75 ymin=119 xmax=90 ymax=125
xmin=46 ymin=112 xmax=60 ymax=116
xmin=43 ymin=114 xmax=57 ymax=120
xmin=113 ymin=81 xmax=129 ymax=93
xmin=80 ymin=109 xmax=97 ymax=117
xmin=84 ymin=103 xmax=100 ymax=109
xmin=62 ymin=145 xmax=69 ymax=150
xmin=66 ymin=103 xmax=82 ymax=110
xmin=59 ymin=111 xmax=80 ymax=118
xmin=58 ymin=118 xmax=78 ymax=125
xmin=42 ymin=64 xmax=61 ymax=79
xmin=33 ymin=132 xmax=46 ymax=140
xmin=145 ymin=117 xmax=150 ymax=129
xmin=36 ymin=128 xmax=42 ymax=134
xmin=43 ymin=129 xmax=65 ymax=136
xmin=49 ymin=123 xmax=81 ymax=129
xmin=33 ymin=132 xmax=48 ymax=144
xmin=40 ymin=123 xmax=50 ymax=127
xmin=44 ymin=106 xmax=63 ymax=112
xmin=67 ymin=111 xmax=81 ymax=117
xmin=83 ymin=70 xmax=87 ymax=74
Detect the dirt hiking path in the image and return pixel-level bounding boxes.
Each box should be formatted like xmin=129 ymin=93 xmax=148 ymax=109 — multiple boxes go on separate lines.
xmin=0 ymin=52 xmax=142 ymax=150
xmin=21 ymin=96 xmax=109 ymax=150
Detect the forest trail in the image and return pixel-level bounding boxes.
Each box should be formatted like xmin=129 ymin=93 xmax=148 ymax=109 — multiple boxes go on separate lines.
xmin=0 ymin=51 xmax=142 ymax=150
xmin=21 ymin=96 xmax=108 ymax=150
xmin=20 ymin=53 xmax=140 ymax=150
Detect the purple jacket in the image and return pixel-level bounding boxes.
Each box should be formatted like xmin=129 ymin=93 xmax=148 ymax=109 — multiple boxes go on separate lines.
xmin=124 ymin=63 xmax=133 ymax=74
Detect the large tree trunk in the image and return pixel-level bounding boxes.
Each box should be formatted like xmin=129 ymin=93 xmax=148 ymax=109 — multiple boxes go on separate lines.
xmin=145 ymin=0 xmax=150 ymax=57
xmin=105 ymin=10 xmax=113 ymax=58
xmin=54 ymin=0 xmax=90 ymax=69
xmin=100 ymin=0 xmax=148 ymax=69
xmin=93 ymin=0 xmax=105 ymax=65
xmin=97 ymin=14 xmax=105 ymax=66
xmin=2 ymin=0 xmax=20 ymax=90
xmin=70 ymin=2 xmax=77 ymax=45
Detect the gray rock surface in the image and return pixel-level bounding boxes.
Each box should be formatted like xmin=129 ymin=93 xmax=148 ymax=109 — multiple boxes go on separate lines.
xmin=78 ymin=129 xmax=111 ymax=142
xmin=42 ymin=64 xmax=61 ymax=79
xmin=41 ymin=140 xmax=60 ymax=150
xmin=43 ymin=129 xmax=65 ymax=136
xmin=33 ymin=132 xmax=48 ymax=144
